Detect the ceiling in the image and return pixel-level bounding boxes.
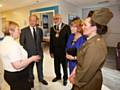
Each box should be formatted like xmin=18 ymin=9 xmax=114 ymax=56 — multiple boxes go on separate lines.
xmin=0 ymin=0 xmax=49 ymax=12
xmin=0 ymin=0 xmax=119 ymax=12
xmin=65 ymin=0 xmax=119 ymax=6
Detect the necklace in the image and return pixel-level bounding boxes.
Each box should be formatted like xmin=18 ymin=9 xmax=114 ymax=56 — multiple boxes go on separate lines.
xmin=71 ymin=34 xmax=81 ymax=45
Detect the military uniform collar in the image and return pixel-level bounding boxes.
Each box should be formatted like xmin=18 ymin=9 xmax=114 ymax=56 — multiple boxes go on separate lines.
xmin=81 ymin=35 xmax=101 ymax=47
xmin=87 ymin=33 xmax=97 ymax=40
xmin=87 ymin=34 xmax=102 ymax=44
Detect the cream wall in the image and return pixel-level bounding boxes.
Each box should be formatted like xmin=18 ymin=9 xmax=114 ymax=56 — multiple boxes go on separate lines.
xmin=0 ymin=0 xmax=61 ymax=28
xmin=0 ymin=15 xmax=2 ymax=31
xmin=1 ymin=7 xmax=30 ymax=28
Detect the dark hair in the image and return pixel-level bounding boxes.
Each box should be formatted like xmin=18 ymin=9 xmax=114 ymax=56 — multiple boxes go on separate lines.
xmin=117 ymin=42 xmax=120 ymax=49
xmin=87 ymin=10 xmax=94 ymax=17
xmin=70 ymin=17 xmax=80 ymax=25
xmin=71 ymin=17 xmax=80 ymax=22
xmin=91 ymin=20 xmax=108 ymax=35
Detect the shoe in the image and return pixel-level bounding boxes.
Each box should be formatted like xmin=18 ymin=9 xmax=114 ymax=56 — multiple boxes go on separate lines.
xmin=28 ymin=79 xmax=34 ymax=88
xmin=40 ymin=80 xmax=48 ymax=85
xmin=63 ymin=80 xmax=67 ymax=86
xmin=52 ymin=77 xmax=61 ymax=82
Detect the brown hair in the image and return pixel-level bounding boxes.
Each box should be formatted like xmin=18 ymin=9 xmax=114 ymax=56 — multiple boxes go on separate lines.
xmin=91 ymin=19 xmax=108 ymax=35
xmin=71 ymin=19 xmax=82 ymax=27
xmin=4 ymin=21 xmax=19 ymax=35
xmin=87 ymin=10 xmax=94 ymax=17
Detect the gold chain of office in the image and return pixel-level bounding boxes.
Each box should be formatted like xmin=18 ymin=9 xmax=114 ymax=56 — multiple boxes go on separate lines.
xmin=53 ymin=24 xmax=65 ymax=38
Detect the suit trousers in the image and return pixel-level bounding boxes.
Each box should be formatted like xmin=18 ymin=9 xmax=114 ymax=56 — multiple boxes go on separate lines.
xmin=54 ymin=56 xmax=68 ymax=80
xmin=28 ymin=59 xmax=43 ymax=81
xmin=4 ymin=69 xmax=30 ymax=90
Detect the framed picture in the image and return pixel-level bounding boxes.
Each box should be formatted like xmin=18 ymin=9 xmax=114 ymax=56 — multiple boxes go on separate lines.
xmin=43 ymin=14 xmax=48 ymax=29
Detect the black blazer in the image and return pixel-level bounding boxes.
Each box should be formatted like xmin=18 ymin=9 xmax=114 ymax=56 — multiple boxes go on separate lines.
xmin=50 ymin=23 xmax=71 ymax=58
xmin=20 ymin=26 xmax=43 ymax=58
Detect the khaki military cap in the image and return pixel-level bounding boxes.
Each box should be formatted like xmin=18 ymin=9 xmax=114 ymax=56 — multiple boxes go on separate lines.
xmin=91 ymin=8 xmax=113 ymax=25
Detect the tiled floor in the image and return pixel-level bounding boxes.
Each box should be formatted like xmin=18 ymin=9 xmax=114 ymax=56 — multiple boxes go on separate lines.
xmin=1 ymin=47 xmax=120 ymax=90
xmin=103 ymin=47 xmax=120 ymax=90
xmin=32 ymin=47 xmax=111 ymax=90
xmin=102 ymin=67 xmax=120 ymax=90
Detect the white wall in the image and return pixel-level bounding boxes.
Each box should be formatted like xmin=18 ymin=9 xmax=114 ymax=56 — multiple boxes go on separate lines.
xmin=59 ymin=1 xmax=82 ymax=24
xmin=105 ymin=5 xmax=120 ymax=47
xmin=81 ymin=4 xmax=120 ymax=47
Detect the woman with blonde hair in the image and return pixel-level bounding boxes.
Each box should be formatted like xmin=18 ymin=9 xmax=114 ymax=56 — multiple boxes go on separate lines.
xmin=0 ymin=21 xmax=40 ymax=90
xmin=66 ymin=18 xmax=86 ymax=74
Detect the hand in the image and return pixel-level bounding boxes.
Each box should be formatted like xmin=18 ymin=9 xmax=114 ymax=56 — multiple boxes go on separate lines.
xmin=69 ymin=67 xmax=76 ymax=84
xmin=69 ymin=72 xmax=75 ymax=84
xmin=50 ymin=53 xmax=54 ymax=58
xmin=30 ymin=55 xmax=40 ymax=62
xmin=66 ymin=53 xmax=74 ymax=60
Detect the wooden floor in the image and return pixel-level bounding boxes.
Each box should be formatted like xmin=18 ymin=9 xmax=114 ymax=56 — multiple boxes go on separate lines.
xmin=1 ymin=47 xmax=120 ymax=90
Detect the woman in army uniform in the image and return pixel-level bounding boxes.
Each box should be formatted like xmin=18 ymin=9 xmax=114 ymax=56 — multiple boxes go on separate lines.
xmin=69 ymin=8 xmax=113 ymax=90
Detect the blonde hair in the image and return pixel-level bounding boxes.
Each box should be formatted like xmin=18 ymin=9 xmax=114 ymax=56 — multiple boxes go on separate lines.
xmin=4 ymin=21 xmax=19 ymax=35
xmin=71 ymin=19 xmax=82 ymax=27
xmin=71 ymin=19 xmax=83 ymax=34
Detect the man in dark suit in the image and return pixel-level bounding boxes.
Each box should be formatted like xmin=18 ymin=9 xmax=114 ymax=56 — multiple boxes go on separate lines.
xmin=50 ymin=14 xmax=71 ymax=86
xmin=20 ymin=15 xmax=48 ymax=87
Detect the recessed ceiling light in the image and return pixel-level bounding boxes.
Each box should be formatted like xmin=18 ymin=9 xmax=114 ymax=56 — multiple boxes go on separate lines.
xmin=0 ymin=4 xmax=3 ymax=7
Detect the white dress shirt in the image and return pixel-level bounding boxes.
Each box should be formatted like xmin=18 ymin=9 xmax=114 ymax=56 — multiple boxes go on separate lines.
xmin=0 ymin=36 xmax=28 ymax=72
xmin=30 ymin=26 xmax=36 ymax=38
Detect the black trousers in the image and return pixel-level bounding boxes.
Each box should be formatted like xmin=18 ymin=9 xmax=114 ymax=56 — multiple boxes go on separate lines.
xmin=4 ymin=68 xmax=31 ymax=90
xmin=54 ymin=56 xmax=68 ymax=80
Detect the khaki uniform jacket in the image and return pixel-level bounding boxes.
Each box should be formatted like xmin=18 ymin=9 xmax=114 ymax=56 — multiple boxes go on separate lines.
xmin=74 ymin=35 xmax=107 ymax=90
xmin=0 ymin=58 xmax=4 ymax=85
